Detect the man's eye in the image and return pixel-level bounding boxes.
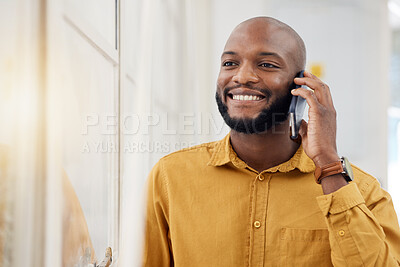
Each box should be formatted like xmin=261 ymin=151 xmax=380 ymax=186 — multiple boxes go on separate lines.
xmin=260 ymin=63 xmax=276 ymax=68
xmin=222 ymin=62 xmax=237 ymax=67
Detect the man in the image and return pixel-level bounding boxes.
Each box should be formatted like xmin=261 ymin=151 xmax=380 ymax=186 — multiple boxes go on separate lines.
xmin=143 ymin=17 xmax=400 ymax=266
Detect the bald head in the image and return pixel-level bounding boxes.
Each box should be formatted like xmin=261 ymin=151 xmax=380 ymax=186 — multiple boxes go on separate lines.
xmin=226 ymin=17 xmax=306 ymax=71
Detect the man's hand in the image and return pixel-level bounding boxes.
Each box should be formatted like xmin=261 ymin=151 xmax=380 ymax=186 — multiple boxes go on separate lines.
xmin=291 ymin=71 xmax=340 ymax=167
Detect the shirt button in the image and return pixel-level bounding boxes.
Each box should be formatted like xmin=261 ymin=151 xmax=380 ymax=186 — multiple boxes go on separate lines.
xmin=338 ymin=230 xmax=345 ymax=237
xmin=253 ymin=221 xmax=261 ymax=228
xmin=257 ymin=174 xmax=265 ymax=181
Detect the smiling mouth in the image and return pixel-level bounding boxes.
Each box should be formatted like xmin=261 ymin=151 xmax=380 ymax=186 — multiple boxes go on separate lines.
xmin=227 ymin=93 xmax=265 ymax=101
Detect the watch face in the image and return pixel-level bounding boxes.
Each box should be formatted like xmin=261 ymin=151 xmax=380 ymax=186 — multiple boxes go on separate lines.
xmin=342 ymin=157 xmax=354 ymax=181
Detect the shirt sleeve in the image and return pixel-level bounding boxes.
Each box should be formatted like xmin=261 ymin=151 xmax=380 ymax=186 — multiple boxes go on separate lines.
xmin=142 ymin=160 xmax=173 ymax=266
xmin=316 ymin=181 xmax=400 ymax=266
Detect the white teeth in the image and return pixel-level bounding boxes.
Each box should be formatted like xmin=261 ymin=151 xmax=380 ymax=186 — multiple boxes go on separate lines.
xmin=232 ymin=95 xmax=262 ymax=101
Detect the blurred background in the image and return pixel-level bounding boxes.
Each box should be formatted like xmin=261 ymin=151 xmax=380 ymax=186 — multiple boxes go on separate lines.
xmin=0 ymin=0 xmax=399 ymax=266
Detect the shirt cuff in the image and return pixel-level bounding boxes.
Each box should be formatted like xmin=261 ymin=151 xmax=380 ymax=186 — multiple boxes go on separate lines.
xmin=316 ymin=182 xmax=365 ymax=216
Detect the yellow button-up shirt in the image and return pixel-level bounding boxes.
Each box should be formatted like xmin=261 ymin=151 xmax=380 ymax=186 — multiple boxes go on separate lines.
xmin=143 ymin=134 xmax=400 ymax=266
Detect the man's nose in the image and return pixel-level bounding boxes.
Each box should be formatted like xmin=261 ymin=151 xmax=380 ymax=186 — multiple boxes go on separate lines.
xmin=232 ymin=64 xmax=259 ymax=84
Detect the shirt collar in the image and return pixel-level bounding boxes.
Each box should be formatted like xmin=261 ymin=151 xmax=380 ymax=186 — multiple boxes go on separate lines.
xmin=207 ymin=133 xmax=315 ymax=173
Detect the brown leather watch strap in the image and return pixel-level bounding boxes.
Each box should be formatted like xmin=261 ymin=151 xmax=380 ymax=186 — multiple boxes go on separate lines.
xmin=314 ymin=161 xmax=344 ymax=184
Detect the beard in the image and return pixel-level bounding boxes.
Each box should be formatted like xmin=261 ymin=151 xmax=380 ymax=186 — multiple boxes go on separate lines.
xmin=215 ymin=87 xmax=292 ymax=134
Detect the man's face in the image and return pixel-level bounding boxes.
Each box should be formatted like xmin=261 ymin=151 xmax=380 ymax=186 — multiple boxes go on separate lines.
xmin=216 ymin=22 xmax=299 ymax=134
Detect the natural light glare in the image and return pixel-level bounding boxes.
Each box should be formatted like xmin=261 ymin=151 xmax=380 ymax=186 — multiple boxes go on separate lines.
xmin=389 ymin=0 xmax=400 ymax=18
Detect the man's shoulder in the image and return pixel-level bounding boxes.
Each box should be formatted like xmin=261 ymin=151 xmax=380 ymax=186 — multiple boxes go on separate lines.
xmin=351 ymin=163 xmax=384 ymax=195
xmin=156 ymin=139 xmax=222 ymax=169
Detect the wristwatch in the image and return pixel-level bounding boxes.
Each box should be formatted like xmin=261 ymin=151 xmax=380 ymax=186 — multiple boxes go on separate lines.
xmin=314 ymin=156 xmax=354 ymax=184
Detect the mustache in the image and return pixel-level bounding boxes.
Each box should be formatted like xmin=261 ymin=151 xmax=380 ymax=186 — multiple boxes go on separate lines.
xmin=223 ymin=84 xmax=272 ymax=98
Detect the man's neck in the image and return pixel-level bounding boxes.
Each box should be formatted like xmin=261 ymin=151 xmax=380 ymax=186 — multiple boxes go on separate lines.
xmin=230 ymin=121 xmax=300 ymax=173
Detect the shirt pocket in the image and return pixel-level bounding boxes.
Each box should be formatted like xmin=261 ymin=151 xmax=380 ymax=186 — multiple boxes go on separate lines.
xmin=279 ymin=228 xmax=333 ymax=267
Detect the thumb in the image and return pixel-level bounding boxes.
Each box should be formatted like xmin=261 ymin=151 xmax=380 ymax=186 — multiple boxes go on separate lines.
xmin=298 ymin=119 xmax=308 ymax=139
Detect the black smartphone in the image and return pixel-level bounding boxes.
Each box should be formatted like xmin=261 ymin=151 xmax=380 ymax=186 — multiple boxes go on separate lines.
xmin=289 ymin=70 xmax=307 ymax=141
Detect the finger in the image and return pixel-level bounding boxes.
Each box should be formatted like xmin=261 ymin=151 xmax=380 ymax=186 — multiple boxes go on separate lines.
xmin=294 ymin=77 xmax=332 ymax=104
xmin=303 ymin=70 xmax=318 ymax=79
xmin=291 ymin=87 xmax=319 ymax=109
xmin=294 ymin=78 xmax=330 ymax=106
xmin=294 ymin=72 xmax=333 ymax=106
xmin=303 ymin=70 xmax=325 ymax=83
